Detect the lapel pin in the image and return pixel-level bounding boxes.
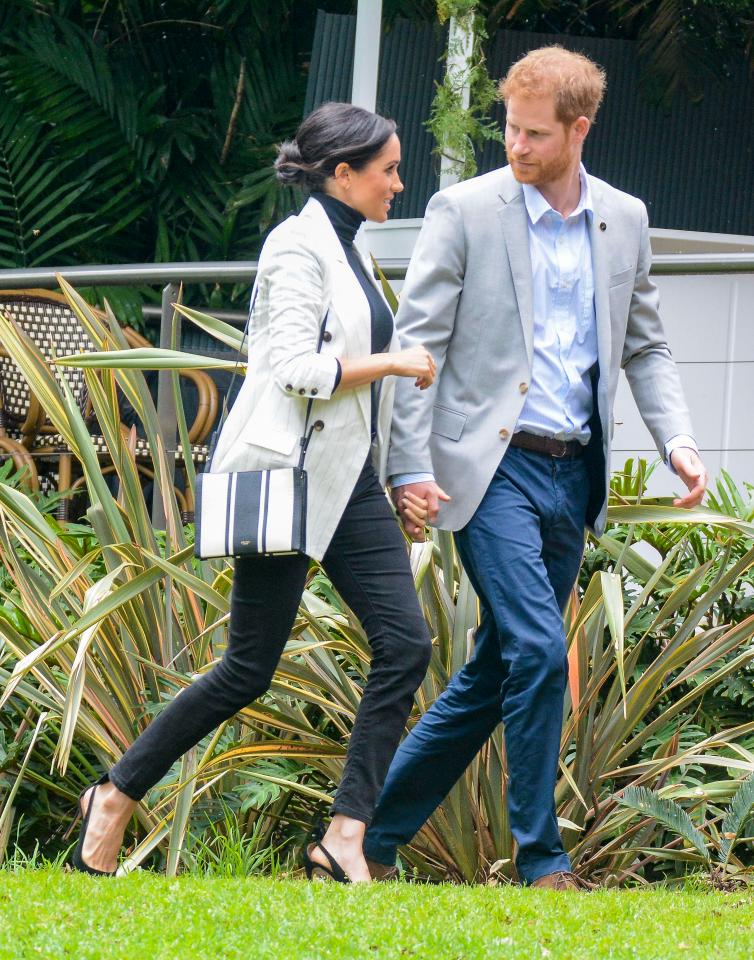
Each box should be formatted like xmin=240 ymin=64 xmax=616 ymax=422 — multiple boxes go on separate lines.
xmin=599 ymin=221 xmax=607 ymax=231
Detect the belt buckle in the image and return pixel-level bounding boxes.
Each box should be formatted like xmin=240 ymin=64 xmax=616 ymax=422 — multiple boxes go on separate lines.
xmin=552 ymin=439 xmax=568 ymax=458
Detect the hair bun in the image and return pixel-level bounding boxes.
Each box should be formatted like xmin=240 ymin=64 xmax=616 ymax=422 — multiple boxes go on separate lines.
xmin=273 ymin=104 xmax=396 ymax=192
xmin=274 ymin=139 xmax=308 ymax=185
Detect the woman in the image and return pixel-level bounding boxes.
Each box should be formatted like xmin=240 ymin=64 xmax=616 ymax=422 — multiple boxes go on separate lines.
xmin=71 ymin=102 xmax=434 ymax=884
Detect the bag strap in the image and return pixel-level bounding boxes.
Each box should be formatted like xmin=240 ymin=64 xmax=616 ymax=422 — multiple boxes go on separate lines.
xmin=205 ymin=281 xmax=329 ymax=473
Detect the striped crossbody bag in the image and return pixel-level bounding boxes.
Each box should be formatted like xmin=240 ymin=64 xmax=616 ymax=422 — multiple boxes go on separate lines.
xmin=194 ymin=285 xmax=328 ymax=559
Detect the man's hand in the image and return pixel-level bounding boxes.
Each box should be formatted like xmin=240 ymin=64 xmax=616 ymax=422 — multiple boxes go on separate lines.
xmin=670 ymin=447 xmax=707 ymax=508
xmin=390 ymin=481 xmax=451 ymax=541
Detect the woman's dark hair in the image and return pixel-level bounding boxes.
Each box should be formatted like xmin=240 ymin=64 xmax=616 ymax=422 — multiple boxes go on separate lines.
xmin=275 ymin=102 xmax=397 ymax=190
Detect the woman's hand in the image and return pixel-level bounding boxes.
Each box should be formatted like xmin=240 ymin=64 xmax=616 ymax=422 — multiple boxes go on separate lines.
xmin=337 ymin=346 xmax=435 ymax=392
xmin=389 ymin=345 xmax=436 ymax=389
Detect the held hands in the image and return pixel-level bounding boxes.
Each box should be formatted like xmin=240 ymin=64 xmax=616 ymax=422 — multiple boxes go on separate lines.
xmin=670 ymin=447 xmax=708 ymax=508
xmin=390 ymin=481 xmax=451 ymax=542
xmin=389 ymin=345 xmax=436 ymax=389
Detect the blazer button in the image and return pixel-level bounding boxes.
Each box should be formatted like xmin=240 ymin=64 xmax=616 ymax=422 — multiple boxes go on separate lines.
xmin=323 ymin=331 xmax=332 ymax=342
xmin=519 ymin=382 xmax=529 ymax=394
xmin=499 ymin=428 xmax=510 ymax=440
xmin=285 ymin=384 xmax=293 ymax=392
xmin=313 ymin=420 xmax=325 ymax=431
xmin=311 ymin=388 xmax=318 ymax=396
xmin=298 ymin=388 xmax=306 ymax=395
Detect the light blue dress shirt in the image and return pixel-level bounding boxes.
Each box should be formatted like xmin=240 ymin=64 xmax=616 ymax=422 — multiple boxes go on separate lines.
xmin=517 ymin=165 xmax=596 ymax=442
xmin=392 ymin=165 xmax=696 ymax=489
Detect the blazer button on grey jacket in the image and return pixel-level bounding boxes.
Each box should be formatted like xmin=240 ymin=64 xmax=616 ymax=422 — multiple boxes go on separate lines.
xmin=211 ymin=198 xmax=400 ymax=561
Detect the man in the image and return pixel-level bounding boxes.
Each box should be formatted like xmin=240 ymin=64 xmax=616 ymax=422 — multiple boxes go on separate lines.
xmin=362 ymin=46 xmax=707 ymax=889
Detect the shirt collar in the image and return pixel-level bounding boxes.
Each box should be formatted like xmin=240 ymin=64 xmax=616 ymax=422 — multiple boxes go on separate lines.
xmin=522 ymin=163 xmax=593 ymax=225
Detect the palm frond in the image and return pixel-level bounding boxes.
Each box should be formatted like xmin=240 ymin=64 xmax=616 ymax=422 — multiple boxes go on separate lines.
xmin=2 ymin=18 xmax=140 ymax=153
xmin=616 ymin=785 xmax=710 ymax=861
xmin=609 ymin=0 xmax=743 ymax=105
xmin=719 ymin=774 xmax=754 ymax=864
xmin=0 ymin=101 xmax=104 ymax=266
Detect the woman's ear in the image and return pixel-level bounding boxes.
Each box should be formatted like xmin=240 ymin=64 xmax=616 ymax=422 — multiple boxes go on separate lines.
xmin=333 ymin=161 xmax=352 ymax=187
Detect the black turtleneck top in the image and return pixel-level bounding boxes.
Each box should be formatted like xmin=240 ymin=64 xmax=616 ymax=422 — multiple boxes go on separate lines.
xmin=313 ymin=191 xmax=394 ymax=440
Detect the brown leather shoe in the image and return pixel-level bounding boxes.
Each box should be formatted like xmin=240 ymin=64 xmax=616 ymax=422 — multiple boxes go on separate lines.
xmin=530 ymin=870 xmax=594 ymax=891
xmin=366 ymin=857 xmax=399 ymax=881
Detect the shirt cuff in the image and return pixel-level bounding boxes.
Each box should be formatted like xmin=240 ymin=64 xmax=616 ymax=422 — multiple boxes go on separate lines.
xmin=664 ymin=434 xmax=698 ymax=474
xmin=389 ymin=472 xmax=435 ymax=488
xmin=332 ymin=358 xmax=342 ymax=392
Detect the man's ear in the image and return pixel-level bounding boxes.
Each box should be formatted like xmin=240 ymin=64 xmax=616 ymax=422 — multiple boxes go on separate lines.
xmin=572 ymin=115 xmax=590 ymax=145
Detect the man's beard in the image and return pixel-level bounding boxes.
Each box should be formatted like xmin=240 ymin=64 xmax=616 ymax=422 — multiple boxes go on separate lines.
xmin=506 ymin=145 xmax=572 ymax=186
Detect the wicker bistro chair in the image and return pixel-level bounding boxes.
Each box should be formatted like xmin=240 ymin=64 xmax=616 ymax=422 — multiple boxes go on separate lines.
xmin=0 ymin=396 xmax=39 ymax=491
xmin=0 ymin=290 xmax=218 ymax=521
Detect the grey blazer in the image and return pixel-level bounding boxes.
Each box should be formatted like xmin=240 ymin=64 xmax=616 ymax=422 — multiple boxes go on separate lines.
xmin=388 ymin=165 xmax=694 ymax=535
xmin=211 ymin=197 xmax=400 ymax=561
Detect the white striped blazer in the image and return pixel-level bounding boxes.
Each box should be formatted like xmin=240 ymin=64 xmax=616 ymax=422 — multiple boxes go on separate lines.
xmin=210 ymin=197 xmax=400 ymax=561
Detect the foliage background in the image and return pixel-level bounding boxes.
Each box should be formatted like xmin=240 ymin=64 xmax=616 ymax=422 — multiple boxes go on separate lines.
xmin=0 ymin=0 xmax=751 ymax=284
xmin=1 ymin=0 xmax=754 ymax=884
xmin=4 ymin=281 xmax=754 ymax=884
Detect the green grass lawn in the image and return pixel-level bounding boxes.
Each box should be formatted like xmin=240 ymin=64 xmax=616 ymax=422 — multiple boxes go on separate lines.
xmin=2 ymin=872 xmax=754 ymax=960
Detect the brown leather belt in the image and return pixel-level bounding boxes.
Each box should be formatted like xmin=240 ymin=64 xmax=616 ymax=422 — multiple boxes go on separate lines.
xmin=509 ymin=431 xmax=585 ymax=459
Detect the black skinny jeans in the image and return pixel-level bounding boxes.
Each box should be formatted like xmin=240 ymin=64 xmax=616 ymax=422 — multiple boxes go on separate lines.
xmin=108 ymin=461 xmax=432 ymax=824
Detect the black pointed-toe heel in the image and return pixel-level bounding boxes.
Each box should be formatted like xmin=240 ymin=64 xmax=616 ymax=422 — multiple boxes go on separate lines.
xmin=303 ymin=822 xmax=350 ymax=883
xmin=70 ymin=776 xmax=116 ymax=877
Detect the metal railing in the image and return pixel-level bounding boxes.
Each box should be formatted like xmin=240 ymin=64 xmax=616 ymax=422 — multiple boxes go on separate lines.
xmin=0 ymin=252 xmax=754 ymax=289
xmin=1 ymin=253 xmax=753 ymax=524
xmin=2 ymin=251 xmax=753 ymax=324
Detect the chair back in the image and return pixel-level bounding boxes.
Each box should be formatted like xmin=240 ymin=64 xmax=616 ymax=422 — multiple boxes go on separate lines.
xmin=0 ymin=290 xmax=95 ymax=429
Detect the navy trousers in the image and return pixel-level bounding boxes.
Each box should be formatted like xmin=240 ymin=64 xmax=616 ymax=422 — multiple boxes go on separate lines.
xmin=363 ymin=446 xmax=590 ymax=883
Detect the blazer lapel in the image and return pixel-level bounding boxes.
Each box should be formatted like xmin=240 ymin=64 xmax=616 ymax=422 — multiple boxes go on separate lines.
xmin=352 ymin=240 xmax=398 ymax=433
xmin=299 ymin=197 xmax=373 ymax=428
xmin=587 ymin=178 xmax=612 ymax=415
xmin=298 ymin=196 xmax=346 ymax=266
xmin=498 ymin=170 xmax=534 ymax=364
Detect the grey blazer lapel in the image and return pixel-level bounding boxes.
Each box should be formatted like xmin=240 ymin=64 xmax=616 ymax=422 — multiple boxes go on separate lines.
xmin=498 ymin=171 xmax=534 ymax=364
xmin=588 ymin=179 xmax=612 ymax=401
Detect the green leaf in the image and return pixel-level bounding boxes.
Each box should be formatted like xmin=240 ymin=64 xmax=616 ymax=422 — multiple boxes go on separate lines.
xmin=616 ymin=786 xmax=710 ymax=862
xmin=56 ymin=347 xmax=238 ymax=371
xmin=600 ymin=571 xmax=627 ymax=716
xmin=172 ymin=304 xmax=246 ymax=353
xmin=719 ymin=774 xmax=754 ymax=864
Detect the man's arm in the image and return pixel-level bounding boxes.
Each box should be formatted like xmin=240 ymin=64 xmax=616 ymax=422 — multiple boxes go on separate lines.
xmin=386 ymin=190 xmax=465 ymax=538
xmin=387 ymin=189 xmax=466 ymax=478
xmin=621 ymin=203 xmax=707 ymax=506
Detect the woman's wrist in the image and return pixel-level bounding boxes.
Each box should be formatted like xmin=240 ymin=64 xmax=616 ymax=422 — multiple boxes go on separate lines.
xmin=382 ymin=352 xmax=398 ymax=377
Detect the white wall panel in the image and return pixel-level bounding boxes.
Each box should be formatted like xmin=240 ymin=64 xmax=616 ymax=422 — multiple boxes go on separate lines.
xmin=722 ymin=362 xmax=754 ymax=462
xmin=730 ymin=276 xmax=754 ymax=361
xmin=656 ymin=275 xmax=734 ymax=362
